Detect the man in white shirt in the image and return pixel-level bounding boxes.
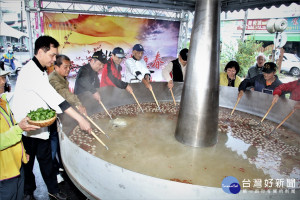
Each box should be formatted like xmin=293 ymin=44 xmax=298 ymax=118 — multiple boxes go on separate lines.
xmin=125 ymin=44 xmax=152 ymax=90
xmin=162 ymin=48 xmax=188 ymax=89
xmin=11 ymin=35 xmax=91 ymax=200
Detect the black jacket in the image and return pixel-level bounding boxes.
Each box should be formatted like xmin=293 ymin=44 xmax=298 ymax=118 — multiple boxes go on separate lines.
xmin=238 ymin=74 xmax=282 ymax=94
xmin=74 ymin=63 xmax=100 ymax=95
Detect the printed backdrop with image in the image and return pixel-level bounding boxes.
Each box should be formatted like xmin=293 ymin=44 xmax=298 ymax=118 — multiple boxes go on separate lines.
xmin=43 ymin=12 xmax=180 ymax=87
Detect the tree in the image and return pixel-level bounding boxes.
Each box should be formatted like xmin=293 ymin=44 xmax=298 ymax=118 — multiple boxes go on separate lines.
xmin=235 ymin=39 xmax=263 ymax=77
xmin=220 ymin=41 xmax=236 ymax=72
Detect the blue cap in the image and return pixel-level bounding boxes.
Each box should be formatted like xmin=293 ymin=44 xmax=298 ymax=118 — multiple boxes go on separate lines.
xmin=112 ymin=47 xmax=126 ymax=58
xmin=133 ymin=44 xmax=144 ymax=51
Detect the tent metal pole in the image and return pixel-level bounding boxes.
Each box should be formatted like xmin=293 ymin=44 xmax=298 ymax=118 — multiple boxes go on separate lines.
xmin=26 ymin=3 xmax=34 ymax=57
xmin=37 ymin=0 xmax=42 ymax=36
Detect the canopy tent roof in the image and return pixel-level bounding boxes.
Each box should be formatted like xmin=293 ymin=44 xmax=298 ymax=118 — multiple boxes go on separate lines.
xmin=0 ymin=22 xmax=28 ymax=38
xmin=43 ymin=0 xmax=299 ymax=12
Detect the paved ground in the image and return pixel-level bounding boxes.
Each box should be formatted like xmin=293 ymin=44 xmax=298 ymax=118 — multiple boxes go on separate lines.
xmin=278 ymin=73 xmax=299 ymax=83
xmin=32 ymin=159 xmax=87 ymax=200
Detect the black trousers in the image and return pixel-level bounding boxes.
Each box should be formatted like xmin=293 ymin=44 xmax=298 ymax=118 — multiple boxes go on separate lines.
xmin=22 ymin=135 xmax=59 ymax=195
xmin=0 ymin=166 xmax=24 ymax=200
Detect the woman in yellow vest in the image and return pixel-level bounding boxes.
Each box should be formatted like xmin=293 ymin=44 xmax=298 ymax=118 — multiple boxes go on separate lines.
xmin=0 ymin=69 xmax=39 ymax=200
xmin=220 ymin=61 xmax=242 ymax=87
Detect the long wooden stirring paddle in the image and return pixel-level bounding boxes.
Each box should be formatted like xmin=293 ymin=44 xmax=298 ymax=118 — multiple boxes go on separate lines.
xmin=268 ymin=109 xmax=295 ymax=137
xmin=150 ymin=88 xmax=161 ymax=112
xmin=99 ymin=101 xmax=113 ymax=120
xmin=131 ymin=91 xmax=144 ymax=113
xmin=258 ymin=101 xmax=276 ymax=125
xmin=170 ymin=88 xmax=176 ymax=106
xmin=76 ymin=106 xmax=109 ymax=139
xmin=231 ymin=96 xmax=241 ymax=115
xmin=91 ymin=130 xmax=109 ymax=150
xmin=84 ymin=114 xmax=109 ymax=139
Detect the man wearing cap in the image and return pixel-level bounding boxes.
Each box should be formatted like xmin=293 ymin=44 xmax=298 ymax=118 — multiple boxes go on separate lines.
xmin=1 ymin=68 xmax=40 ymax=200
xmin=238 ymin=62 xmax=282 ymax=98
xmin=100 ymin=47 xmax=133 ymax=93
xmin=125 ymin=44 xmax=152 ymax=90
xmin=74 ymin=50 xmax=107 ymax=113
xmin=162 ymin=48 xmax=188 ymax=89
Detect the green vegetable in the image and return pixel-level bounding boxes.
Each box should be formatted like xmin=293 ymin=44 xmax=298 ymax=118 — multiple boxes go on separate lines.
xmin=27 ymin=108 xmax=56 ymax=121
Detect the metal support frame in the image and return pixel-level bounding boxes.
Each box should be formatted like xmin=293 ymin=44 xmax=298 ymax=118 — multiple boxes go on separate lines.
xmin=177 ymin=10 xmax=189 ymax=51
xmin=25 ymin=0 xmax=43 ymax=57
xmin=25 ymin=0 xmax=33 ymax=57
xmin=25 ymin=0 xmax=185 ymax=20
xmin=0 ymin=1 xmax=7 ymax=48
xmin=36 ymin=0 xmax=42 ymax=36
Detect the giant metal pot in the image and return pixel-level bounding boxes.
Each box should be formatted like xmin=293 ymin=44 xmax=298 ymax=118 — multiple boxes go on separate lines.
xmin=58 ymin=83 xmax=300 ymax=200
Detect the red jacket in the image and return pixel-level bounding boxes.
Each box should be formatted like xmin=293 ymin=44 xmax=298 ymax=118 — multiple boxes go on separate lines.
xmin=100 ymin=58 xmax=127 ymax=89
xmin=273 ymin=80 xmax=300 ymax=101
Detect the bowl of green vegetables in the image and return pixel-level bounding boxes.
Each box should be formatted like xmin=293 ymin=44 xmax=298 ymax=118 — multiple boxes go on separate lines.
xmin=27 ymin=108 xmax=57 ymax=127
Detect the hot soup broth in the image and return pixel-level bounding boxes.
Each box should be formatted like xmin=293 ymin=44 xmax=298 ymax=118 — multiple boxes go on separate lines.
xmin=69 ymin=102 xmax=300 ymax=189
